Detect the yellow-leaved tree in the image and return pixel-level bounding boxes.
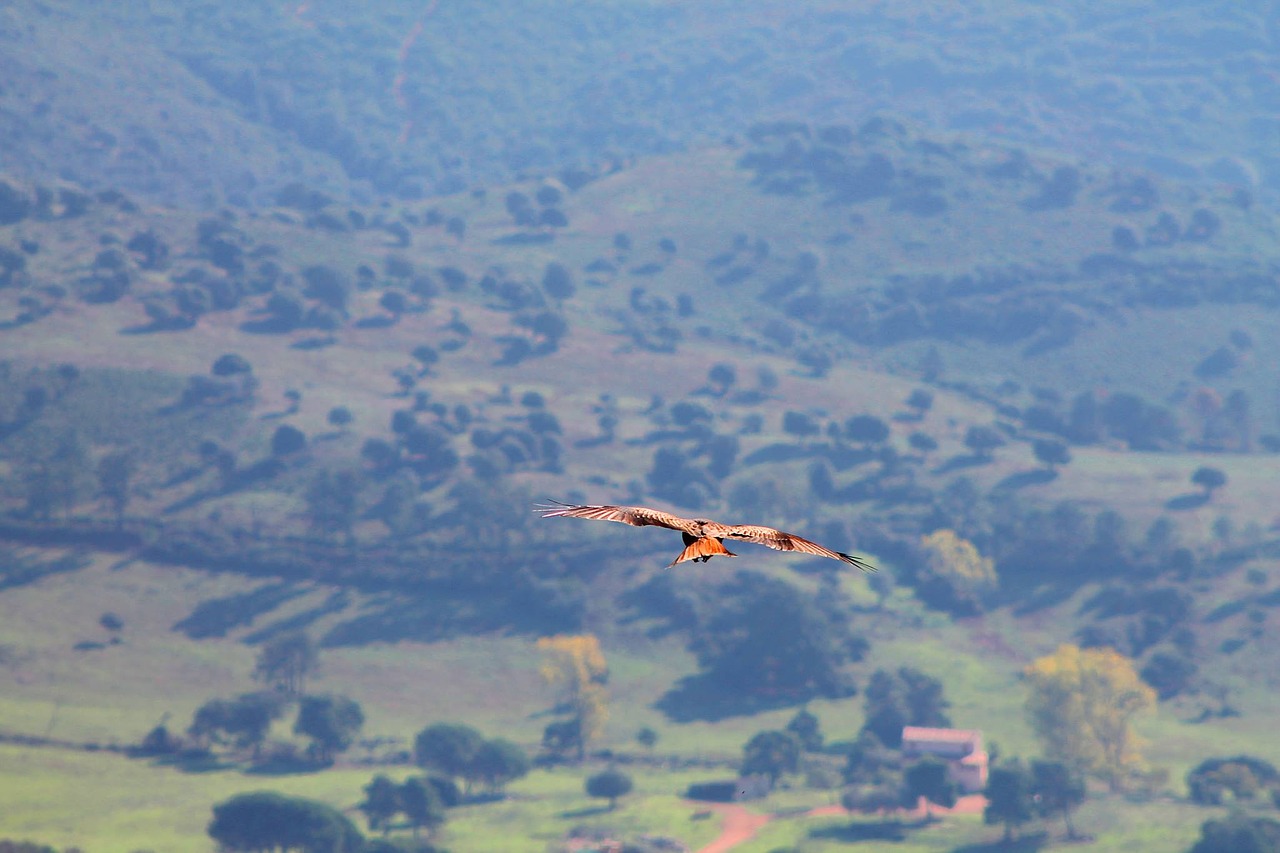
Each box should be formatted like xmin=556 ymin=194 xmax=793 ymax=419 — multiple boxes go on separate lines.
xmin=1024 ymin=644 xmax=1156 ymax=791
xmin=919 ymin=529 xmax=997 ymax=609
xmin=537 ymin=634 xmax=608 ymax=760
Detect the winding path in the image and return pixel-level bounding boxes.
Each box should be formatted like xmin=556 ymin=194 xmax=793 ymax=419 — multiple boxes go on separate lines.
xmin=693 ymin=795 xmax=987 ymax=852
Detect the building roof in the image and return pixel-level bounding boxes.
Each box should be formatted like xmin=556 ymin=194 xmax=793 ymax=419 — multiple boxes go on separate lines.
xmin=901 ymin=726 xmax=982 ymax=744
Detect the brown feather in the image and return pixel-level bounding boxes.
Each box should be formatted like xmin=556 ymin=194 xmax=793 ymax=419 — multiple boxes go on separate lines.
xmin=534 ymin=501 xmax=698 ymax=534
xmin=536 ymin=500 xmax=874 ymax=571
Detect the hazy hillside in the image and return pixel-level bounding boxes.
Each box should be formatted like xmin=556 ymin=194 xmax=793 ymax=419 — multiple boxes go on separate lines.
xmin=3 ymin=1 xmax=1278 ymax=207
xmin=4 ymin=4 xmax=1280 ymax=851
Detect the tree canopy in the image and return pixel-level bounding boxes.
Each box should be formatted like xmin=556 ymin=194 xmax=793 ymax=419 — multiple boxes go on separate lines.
xmin=740 ymin=729 xmax=802 ymax=785
xmin=207 ymin=791 xmax=363 ymax=853
xmin=252 ymin=632 xmax=319 ymax=696
xmin=1024 ymin=644 xmax=1156 ymax=791
xmin=585 ymin=768 xmax=633 ymax=809
xmin=537 ymin=634 xmax=609 ymax=760
xmin=294 ymin=694 xmax=364 ymax=764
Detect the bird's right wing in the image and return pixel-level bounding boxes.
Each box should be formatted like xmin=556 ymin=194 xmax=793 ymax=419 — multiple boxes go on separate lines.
xmin=535 ymin=500 xmax=696 ymax=533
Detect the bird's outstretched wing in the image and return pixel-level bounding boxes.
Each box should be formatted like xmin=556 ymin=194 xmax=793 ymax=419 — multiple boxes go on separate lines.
xmin=535 ymin=500 xmax=698 ymax=534
xmin=722 ymin=524 xmax=876 ymax=572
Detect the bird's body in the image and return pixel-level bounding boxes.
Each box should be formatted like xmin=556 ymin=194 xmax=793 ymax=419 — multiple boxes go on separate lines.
xmin=536 ymin=500 xmax=874 ymax=571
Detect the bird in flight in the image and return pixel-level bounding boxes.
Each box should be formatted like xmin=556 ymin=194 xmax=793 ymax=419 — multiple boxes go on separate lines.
xmin=536 ymin=500 xmax=875 ymax=571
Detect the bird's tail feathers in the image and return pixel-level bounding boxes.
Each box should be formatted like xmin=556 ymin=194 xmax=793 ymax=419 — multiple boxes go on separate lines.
xmin=668 ymin=537 xmax=737 ymax=567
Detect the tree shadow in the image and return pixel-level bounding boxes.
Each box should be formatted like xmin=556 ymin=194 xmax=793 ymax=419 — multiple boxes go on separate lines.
xmin=1165 ymin=492 xmax=1210 ymax=511
xmin=950 ymin=830 xmax=1048 ymax=852
xmin=557 ymin=805 xmax=613 ymax=819
xmin=291 ymin=335 xmax=337 ymax=350
xmin=993 ymin=469 xmax=1057 ymax=491
xmin=354 ymin=315 xmax=396 ymax=329
xmin=655 ymin=674 xmax=809 ymax=722
xmin=243 ymin=756 xmax=324 ymax=776
xmin=809 ymin=819 xmax=911 ymax=843
xmin=932 ymin=454 xmax=990 ymax=474
xmin=151 ymin=752 xmax=237 ymax=774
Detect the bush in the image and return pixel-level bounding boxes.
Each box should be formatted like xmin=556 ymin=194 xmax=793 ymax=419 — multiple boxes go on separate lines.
xmin=585 ymin=768 xmax=633 ymax=808
xmin=684 ymin=780 xmax=737 ymax=802
xmin=270 ymin=425 xmax=307 ymax=456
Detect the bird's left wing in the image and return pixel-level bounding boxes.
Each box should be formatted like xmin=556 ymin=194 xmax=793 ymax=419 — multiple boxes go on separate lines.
xmin=535 ymin=501 xmax=697 ymax=533
xmin=722 ymin=524 xmax=876 ymax=572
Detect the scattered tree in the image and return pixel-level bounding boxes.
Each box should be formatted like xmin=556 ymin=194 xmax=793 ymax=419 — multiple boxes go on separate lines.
xmin=860 ymin=667 xmax=951 ymax=748
xmin=271 ymin=424 xmax=307 ymax=457
xmin=1030 ymin=759 xmax=1086 ymax=840
xmin=1024 ymin=644 xmax=1156 ymax=791
xmin=537 ymin=634 xmax=609 ymax=760
xmin=984 ymin=760 xmax=1034 ymax=842
xmin=1189 ymin=813 xmax=1280 ymax=853
xmin=635 ymin=726 xmax=658 ymax=752
xmin=294 ymin=694 xmax=364 ymax=764
xmin=964 ymin=424 xmax=1005 ymax=460
xmin=1191 ymin=466 xmax=1227 ymax=497
xmin=96 ymin=451 xmax=135 ymax=527
xmin=585 ymin=768 xmax=633 ymax=810
xmin=740 ymin=730 xmax=802 ymax=786
xmin=904 ymin=756 xmax=957 ymax=819
xmin=414 ymin=723 xmax=484 ymax=790
xmin=360 ymin=774 xmax=400 ymax=835
xmin=470 ymin=738 xmax=530 ymax=793
xmin=399 ymin=776 xmax=446 ymax=838
xmin=252 ymin=632 xmax=319 ymax=696
xmin=905 ymin=389 xmax=934 ymax=418
xmin=188 ymin=692 xmax=285 ymax=757
xmin=918 ymin=529 xmax=997 ymax=611
xmin=208 ymin=792 xmax=363 ymax=853
xmin=845 ymin=414 xmax=890 ymax=446
xmin=1033 ymin=438 xmax=1072 ymax=471
xmin=785 ymin=708 xmax=824 ymax=752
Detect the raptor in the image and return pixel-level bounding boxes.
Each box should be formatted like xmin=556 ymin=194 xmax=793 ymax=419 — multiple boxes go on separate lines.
xmin=536 ymin=500 xmax=875 ymax=571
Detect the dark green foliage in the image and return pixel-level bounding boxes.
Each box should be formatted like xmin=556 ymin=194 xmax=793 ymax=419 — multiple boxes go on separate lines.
xmin=1189 ymin=813 xmax=1280 ymax=853
xmin=783 ymin=411 xmax=820 ymax=438
xmin=305 ymin=468 xmax=361 ymax=544
xmin=96 ymin=451 xmax=135 ymax=525
xmin=1141 ymin=650 xmax=1198 ymax=699
xmin=470 ymin=738 xmax=530 ymax=793
xmin=908 ymin=432 xmax=937 ymax=454
xmin=398 ymin=777 xmax=446 ymax=837
xmin=585 ymin=768 xmax=633 ymax=809
xmin=542 ymin=262 xmax=575 ymax=300
xmin=1033 ymin=438 xmax=1071 ymax=470
xmin=414 ymin=723 xmax=484 ymax=784
xmin=984 ymin=760 xmax=1034 ymax=841
xmin=361 ymin=774 xmax=400 ymax=834
xmin=294 ymin=694 xmax=364 ymax=764
xmin=684 ymin=780 xmax=737 ymax=802
xmin=270 ymin=425 xmax=307 ymax=456
xmin=784 ymin=708 xmax=823 ymax=752
xmin=1030 ymin=760 xmax=1086 ymax=839
xmin=860 ymin=668 xmax=951 ymax=748
xmin=845 ymin=415 xmax=890 ymax=445
xmin=1187 ymin=756 xmax=1280 ymax=806
xmin=741 ymin=730 xmax=801 ymax=783
xmin=252 ymin=631 xmax=319 ymax=696
xmin=302 ymin=265 xmax=350 ymax=311
xmin=1191 ymin=466 xmax=1227 ymax=495
xmin=963 ymin=424 xmax=1005 ymax=459
xmin=209 ymin=791 xmax=363 ymax=852
xmin=327 ymin=406 xmax=353 ymax=428
xmin=903 ymin=757 xmax=957 ymax=816
xmin=905 ymin=389 xmax=933 ymax=415
xmin=693 ymin=572 xmax=865 ymax=699
xmin=635 ymin=726 xmax=658 ymax=751
xmin=188 ymin=692 xmax=285 ymax=753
